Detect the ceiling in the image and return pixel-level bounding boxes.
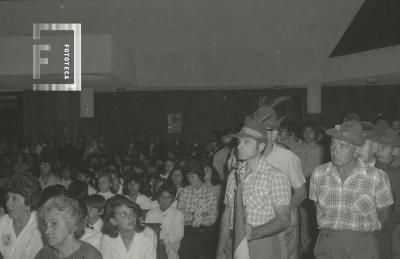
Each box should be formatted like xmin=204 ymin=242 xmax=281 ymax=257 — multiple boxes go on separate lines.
xmin=0 ymin=0 xmax=399 ymax=90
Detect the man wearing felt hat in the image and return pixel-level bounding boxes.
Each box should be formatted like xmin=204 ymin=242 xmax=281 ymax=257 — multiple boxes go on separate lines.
xmin=309 ymin=120 xmax=394 ymax=259
xmin=248 ymin=96 xmax=307 ymax=259
xmin=216 ymin=113 xmax=292 ymax=259
xmin=372 ymin=124 xmax=400 ymax=259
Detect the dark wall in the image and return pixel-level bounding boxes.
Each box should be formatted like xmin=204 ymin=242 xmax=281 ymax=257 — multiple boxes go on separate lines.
xmin=22 ymin=89 xmax=306 ymax=149
xmin=322 ymin=85 xmax=400 ymax=126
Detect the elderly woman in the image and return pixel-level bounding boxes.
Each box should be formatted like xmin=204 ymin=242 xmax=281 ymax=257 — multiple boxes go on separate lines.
xmin=177 ymin=160 xmax=218 ymax=259
xmin=35 ymin=195 xmax=102 ymax=259
xmin=0 ymin=174 xmax=43 ymax=259
xmin=100 ymin=195 xmax=157 ymax=259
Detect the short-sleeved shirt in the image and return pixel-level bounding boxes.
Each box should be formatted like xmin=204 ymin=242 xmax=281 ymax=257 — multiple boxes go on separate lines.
xmin=310 ymin=161 xmax=394 ymax=232
xmin=264 ymin=143 xmax=305 ymax=189
xmin=35 ymin=241 xmax=102 ymax=259
xmin=224 ymin=156 xmax=291 ymax=228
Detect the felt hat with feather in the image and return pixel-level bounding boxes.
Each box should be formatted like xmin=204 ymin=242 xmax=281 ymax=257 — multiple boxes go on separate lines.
xmin=248 ymin=96 xmax=290 ymax=129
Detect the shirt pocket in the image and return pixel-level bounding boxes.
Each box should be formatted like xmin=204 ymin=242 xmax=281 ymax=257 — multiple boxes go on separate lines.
xmin=353 ymin=194 xmax=375 ymax=217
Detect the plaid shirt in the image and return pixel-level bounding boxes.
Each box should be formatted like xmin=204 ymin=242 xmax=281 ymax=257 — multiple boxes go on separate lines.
xmin=310 ymin=161 xmax=394 ymax=232
xmin=177 ymin=184 xmax=218 ymax=226
xmin=224 ymin=156 xmax=291 ymax=228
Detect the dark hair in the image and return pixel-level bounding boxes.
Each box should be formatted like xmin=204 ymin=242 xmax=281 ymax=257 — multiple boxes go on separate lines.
xmin=123 ymin=174 xmax=145 ymax=195
xmin=85 ymin=194 xmax=106 ymax=211
xmin=156 ymin=183 xmax=177 ymax=199
xmin=67 ymin=180 xmax=89 ymax=200
xmin=7 ymin=174 xmax=42 ymax=210
xmin=40 ymin=184 xmax=67 ymax=206
xmin=102 ymin=195 xmax=145 ymax=238
xmin=185 ymin=160 xmax=204 ymax=182
xmin=167 ymin=167 xmax=188 ymax=188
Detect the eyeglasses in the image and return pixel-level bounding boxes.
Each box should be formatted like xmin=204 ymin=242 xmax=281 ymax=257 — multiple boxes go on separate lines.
xmin=115 ymin=210 xmax=135 ymax=218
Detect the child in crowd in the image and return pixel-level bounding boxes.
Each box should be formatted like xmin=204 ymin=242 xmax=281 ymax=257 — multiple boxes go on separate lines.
xmin=100 ymin=195 xmax=157 ymax=259
xmin=146 ymin=184 xmax=184 ymax=259
xmin=85 ymin=194 xmax=106 ymax=232
xmin=109 ymin=171 xmax=123 ymax=194
xmin=123 ymin=174 xmax=157 ymax=211
xmin=97 ymin=173 xmax=115 ymax=200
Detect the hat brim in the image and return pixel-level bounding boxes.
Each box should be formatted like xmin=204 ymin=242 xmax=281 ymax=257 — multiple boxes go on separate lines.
xmin=227 ymin=133 xmax=268 ymax=141
xmin=264 ymin=116 xmax=286 ymax=130
xmin=326 ymin=128 xmax=365 ymax=146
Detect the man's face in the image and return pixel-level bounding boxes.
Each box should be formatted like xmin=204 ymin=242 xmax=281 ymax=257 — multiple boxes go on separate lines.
xmin=237 ymin=137 xmax=261 ymax=161
xmin=303 ymin=127 xmax=317 ymax=144
xmin=330 ymin=138 xmax=357 ymax=167
xmin=391 ymin=120 xmax=400 ymax=131
xmin=278 ymin=129 xmax=289 ymax=141
xmin=376 ymin=144 xmax=393 ymax=164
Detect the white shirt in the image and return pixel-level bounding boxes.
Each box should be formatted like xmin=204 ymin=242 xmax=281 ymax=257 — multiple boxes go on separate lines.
xmin=146 ymin=206 xmax=184 ymax=244
xmin=88 ymin=185 xmax=97 ymax=195
xmin=100 ymin=227 xmax=157 ymax=259
xmin=0 ymin=211 xmax=43 ymax=259
xmin=264 ymin=143 xmax=305 ymax=225
xmin=98 ymin=191 xmax=115 ymax=200
xmin=127 ymin=194 xmax=158 ymax=211
xmin=89 ymin=218 xmax=104 ymax=233
xmin=81 ymin=227 xmax=101 ymax=250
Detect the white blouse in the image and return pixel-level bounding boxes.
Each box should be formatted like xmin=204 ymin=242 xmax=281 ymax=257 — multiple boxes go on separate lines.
xmin=100 ymin=227 xmax=157 ymax=259
xmin=0 ymin=211 xmax=43 ymax=259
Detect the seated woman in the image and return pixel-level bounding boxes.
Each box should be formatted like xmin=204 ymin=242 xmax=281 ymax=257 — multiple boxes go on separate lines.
xmin=100 ymin=195 xmax=157 ymax=259
xmin=177 ymin=160 xmax=218 ymax=259
xmin=123 ymin=174 xmax=157 ymax=211
xmin=35 ymin=195 xmax=102 ymax=259
xmin=0 ymin=174 xmax=43 ymax=259
xmin=146 ymin=184 xmax=184 ymax=259
xmin=203 ymin=164 xmax=223 ymax=205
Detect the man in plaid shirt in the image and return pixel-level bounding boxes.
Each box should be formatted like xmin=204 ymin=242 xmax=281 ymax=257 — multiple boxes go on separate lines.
xmin=310 ymin=120 xmax=393 ymax=259
xmin=216 ymin=115 xmax=292 ymax=259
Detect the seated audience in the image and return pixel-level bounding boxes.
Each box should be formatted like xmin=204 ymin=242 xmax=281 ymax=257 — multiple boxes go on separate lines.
xmin=177 ymin=160 xmax=218 ymax=259
xmin=146 ymin=184 xmax=184 ymax=259
xmin=38 ymin=159 xmax=61 ymax=189
xmin=100 ymin=195 xmax=157 ymax=259
xmin=0 ymin=174 xmax=43 ymax=259
xmin=85 ymin=194 xmax=106 ymax=232
xmin=123 ymin=174 xmax=157 ymax=211
xmin=35 ymin=195 xmax=102 ymax=259
xmin=97 ymin=173 xmax=115 ymax=200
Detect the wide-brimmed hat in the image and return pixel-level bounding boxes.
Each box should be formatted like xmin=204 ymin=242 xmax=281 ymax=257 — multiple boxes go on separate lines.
xmin=228 ymin=117 xmax=268 ymax=141
xmin=368 ymin=128 xmax=400 ymax=147
xmin=326 ymin=120 xmax=365 ymax=146
xmin=249 ymin=96 xmax=289 ymax=130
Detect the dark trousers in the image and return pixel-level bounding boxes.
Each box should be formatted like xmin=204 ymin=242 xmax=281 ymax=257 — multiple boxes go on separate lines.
xmin=314 ymin=229 xmax=379 ymax=259
xmin=179 ymin=225 xmax=216 ymax=259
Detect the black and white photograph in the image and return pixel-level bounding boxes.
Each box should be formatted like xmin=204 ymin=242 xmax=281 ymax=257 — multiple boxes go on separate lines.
xmin=0 ymin=0 xmax=399 ymax=258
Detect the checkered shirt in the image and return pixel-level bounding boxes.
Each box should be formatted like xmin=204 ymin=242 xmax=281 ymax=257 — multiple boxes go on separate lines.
xmin=224 ymin=156 xmax=291 ymax=228
xmin=309 ymin=161 xmax=394 ymax=232
xmin=177 ymin=184 xmax=218 ymax=226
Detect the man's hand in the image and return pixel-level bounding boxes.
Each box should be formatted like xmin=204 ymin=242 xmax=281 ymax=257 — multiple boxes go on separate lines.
xmin=245 ymin=224 xmax=253 ymax=241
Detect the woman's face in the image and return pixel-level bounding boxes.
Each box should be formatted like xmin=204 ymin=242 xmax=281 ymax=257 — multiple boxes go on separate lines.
xmin=43 ymin=208 xmax=72 ymax=248
xmin=171 ymin=169 xmax=183 ymax=187
xmin=40 ymin=162 xmax=51 ymax=175
xmin=6 ymin=192 xmax=29 ymax=220
xmin=188 ymin=173 xmax=202 ymax=187
xmin=112 ymin=205 xmax=137 ymax=231
xmin=203 ymin=166 xmax=212 ymax=181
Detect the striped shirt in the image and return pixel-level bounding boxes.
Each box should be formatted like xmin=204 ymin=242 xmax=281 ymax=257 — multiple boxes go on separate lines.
xmin=309 ymin=161 xmax=393 ymax=232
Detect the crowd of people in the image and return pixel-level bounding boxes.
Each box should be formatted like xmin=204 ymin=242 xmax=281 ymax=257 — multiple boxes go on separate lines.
xmin=0 ymin=98 xmax=399 ymax=259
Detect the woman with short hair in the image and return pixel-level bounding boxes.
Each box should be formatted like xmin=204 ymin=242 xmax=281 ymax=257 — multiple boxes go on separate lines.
xmin=35 ymin=195 xmax=102 ymax=259
xmin=100 ymin=195 xmax=157 ymax=259
xmin=0 ymin=174 xmax=43 ymax=259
